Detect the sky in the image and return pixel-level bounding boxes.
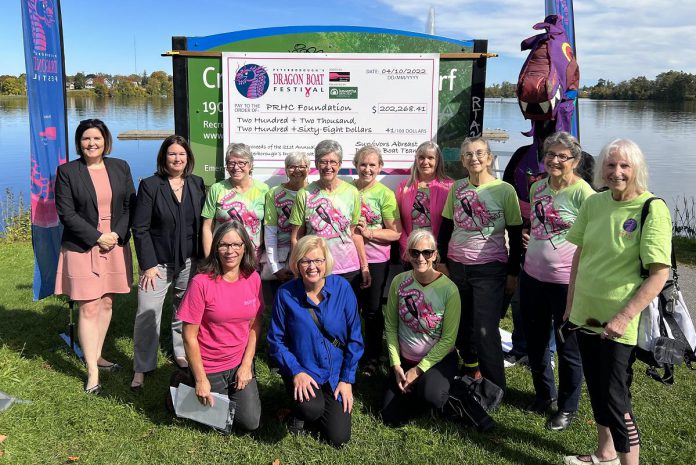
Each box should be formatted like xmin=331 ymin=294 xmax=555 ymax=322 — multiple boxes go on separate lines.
xmin=3 ymin=0 xmax=695 ymax=86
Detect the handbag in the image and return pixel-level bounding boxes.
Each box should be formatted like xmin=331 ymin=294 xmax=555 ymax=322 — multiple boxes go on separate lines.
xmin=635 ymin=198 xmax=696 ymax=384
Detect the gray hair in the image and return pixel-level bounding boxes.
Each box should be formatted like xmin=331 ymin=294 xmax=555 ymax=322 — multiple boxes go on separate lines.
xmin=225 ymin=142 xmax=254 ymax=169
xmin=284 ymin=151 xmax=311 ymax=169
xmin=404 ymin=141 xmax=450 ymax=188
xmin=594 ymin=138 xmax=649 ymax=193
xmin=315 ymin=139 xmax=343 ymax=164
xmin=543 ymin=131 xmax=582 ymax=160
xmin=461 ymin=136 xmax=495 ymax=175
xmin=353 ymin=145 xmax=384 ymax=167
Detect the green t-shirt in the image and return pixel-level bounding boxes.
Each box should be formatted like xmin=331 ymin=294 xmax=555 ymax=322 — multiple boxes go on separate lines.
xmin=566 ymin=191 xmax=672 ymax=345
xmin=202 ymin=179 xmax=269 ymax=251
xmin=264 ymin=184 xmax=298 ymax=248
xmin=384 ymin=271 xmax=461 ymax=373
xmin=354 ymin=181 xmax=399 ymax=263
xmin=442 ymin=178 xmax=522 ymax=264
xmin=289 ymin=180 xmax=361 ymax=274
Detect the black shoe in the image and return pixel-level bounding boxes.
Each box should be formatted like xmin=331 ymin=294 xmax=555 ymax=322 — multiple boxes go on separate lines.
xmin=287 ymin=415 xmax=305 ymax=435
xmin=524 ymin=398 xmax=558 ymax=415
xmin=546 ymin=411 xmax=576 ymax=431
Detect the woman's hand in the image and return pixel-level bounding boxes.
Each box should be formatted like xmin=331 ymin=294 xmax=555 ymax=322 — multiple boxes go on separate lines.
xmin=273 ymin=268 xmax=294 ymax=282
xmin=293 ymin=372 xmax=319 ymax=402
xmin=402 ymin=366 xmax=422 ymax=392
xmin=139 ymin=266 xmax=162 ymax=291
xmin=97 ymin=232 xmax=117 ymax=251
xmin=603 ymin=312 xmax=632 ymax=339
xmin=360 ymin=268 xmax=372 ymax=289
xmin=356 ymin=217 xmax=368 ymax=236
xmin=334 ymin=381 xmax=354 ymax=413
xmin=522 ymin=228 xmax=530 ymax=249
xmin=393 ymin=365 xmax=408 ymax=392
xmin=195 ymin=377 xmax=215 ymax=407
xmin=235 ymin=363 xmax=253 ymax=391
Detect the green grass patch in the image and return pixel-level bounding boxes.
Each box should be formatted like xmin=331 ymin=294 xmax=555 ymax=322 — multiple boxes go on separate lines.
xmin=1 ymin=241 xmax=695 ymax=464
xmin=674 ymin=236 xmax=696 ymax=266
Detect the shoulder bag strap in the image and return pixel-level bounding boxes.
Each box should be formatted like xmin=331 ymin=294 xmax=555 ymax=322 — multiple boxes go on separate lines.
xmin=305 ymin=305 xmax=346 ymax=350
xmin=639 ymin=197 xmax=676 ymax=280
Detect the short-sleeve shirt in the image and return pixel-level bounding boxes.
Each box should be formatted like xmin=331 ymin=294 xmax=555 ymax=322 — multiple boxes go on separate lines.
xmin=264 ymin=184 xmax=298 ymax=251
xmin=202 ymin=179 xmax=269 ymax=253
xmin=411 ymin=187 xmax=432 ymax=231
xmin=355 ymin=181 xmax=399 ymax=263
xmin=524 ymin=178 xmax=595 ymax=283
xmin=384 ymin=271 xmax=460 ymax=372
xmin=289 ymin=180 xmax=361 ymax=274
xmin=177 ymin=272 xmax=264 ymax=374
xmin=566 ymin=191 xmax=672 ymax=345
xmin=442 ymin=178 xmax=522 ymax=265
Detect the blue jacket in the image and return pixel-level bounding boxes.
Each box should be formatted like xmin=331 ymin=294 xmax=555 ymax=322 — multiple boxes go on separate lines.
xmin=267 ymin=275 xmax=364 ymax=391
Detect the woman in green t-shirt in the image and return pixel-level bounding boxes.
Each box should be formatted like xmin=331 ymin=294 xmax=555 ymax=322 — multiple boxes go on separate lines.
xmin=562 ymin=139 xmax=672 ymax=465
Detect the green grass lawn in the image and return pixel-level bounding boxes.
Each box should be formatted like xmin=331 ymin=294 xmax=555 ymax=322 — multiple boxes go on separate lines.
xmin=1 ymin=241 xmax=695 ymax=464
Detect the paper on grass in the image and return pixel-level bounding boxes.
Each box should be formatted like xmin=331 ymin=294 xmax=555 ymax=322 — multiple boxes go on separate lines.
xmin=170 ymin=384 xmax=235 ymax=430
xmin=500 ymin=328 xmax=513 ymax=353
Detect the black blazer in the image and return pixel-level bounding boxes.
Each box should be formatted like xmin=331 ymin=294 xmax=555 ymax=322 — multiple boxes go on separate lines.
xmin=131 ymin=174 xmax=206 ymax=273
xmin=55 ymin=157 xmax=136 ymax=252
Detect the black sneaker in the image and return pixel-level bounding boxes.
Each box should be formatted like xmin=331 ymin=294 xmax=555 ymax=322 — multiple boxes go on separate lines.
xmin=546 ymin=411 xmax=576 ymax=431
xmin=287 ymin=415 xmax=305 ymax=435
xmin=503 ymin=352 xmax=528 ymax=368
xmin=524 ymin=398 xmax=558 ymax=415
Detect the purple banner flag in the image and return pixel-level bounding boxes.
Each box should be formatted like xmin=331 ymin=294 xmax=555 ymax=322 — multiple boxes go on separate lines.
xmin=545 ymin=0 xmax=579 ymax=139
xmin=20 ymin=0 xmax=68 ymax=300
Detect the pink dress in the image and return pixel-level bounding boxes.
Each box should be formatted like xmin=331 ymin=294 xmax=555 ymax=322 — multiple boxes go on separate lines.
xmin=55 ymin=167 xmax=133 ymax=300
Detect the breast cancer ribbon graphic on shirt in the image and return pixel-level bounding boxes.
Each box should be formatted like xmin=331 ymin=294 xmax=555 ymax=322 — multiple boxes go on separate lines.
xmin=453 ymin=181 xmax=503 ymax=238
xmin=306 ymin=187 xmax=350 ymax=241
xmin=398 ymin=276 xmax=442 ymax=334
xmin=412 ymin=190 xmax=431 ymax=227
xmin=274 ymin=189 xmax=294 ymax=233
xmin=217 ymin=190 xmax=261 ymax=238
xmin=531 ymin=183 xmax=572 ymax=250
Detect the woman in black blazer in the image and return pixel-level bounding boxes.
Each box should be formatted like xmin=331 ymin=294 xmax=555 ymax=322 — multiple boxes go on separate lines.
xmin=55 ymin=119 xmax=135 ymax=394
xmin=130 ymin=135 xmax=206 ymax=391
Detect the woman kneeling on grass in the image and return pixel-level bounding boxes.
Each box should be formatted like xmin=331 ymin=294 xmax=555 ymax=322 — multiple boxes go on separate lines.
xmin=177 ymin=221 xmax=263 ymax=432
xmin=268 ymin=235 xmax=364 ymax=447
xmin=562 ymin=139 xmax=672 ymax=465
xmin=380 ymin=229 xmax=461 ymax=426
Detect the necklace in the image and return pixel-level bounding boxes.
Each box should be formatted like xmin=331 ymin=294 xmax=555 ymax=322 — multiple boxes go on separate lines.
xmin=170 ymin=178 xmax=184 ymax=192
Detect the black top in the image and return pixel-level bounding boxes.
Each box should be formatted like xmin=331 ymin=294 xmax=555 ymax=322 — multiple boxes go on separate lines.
xmin=132 ymin=174 xmax=206 ymax=275
xmin=55 ymin=157 xmax=136 ymax=252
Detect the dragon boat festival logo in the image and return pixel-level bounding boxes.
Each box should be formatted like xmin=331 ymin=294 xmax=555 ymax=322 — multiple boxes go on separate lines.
xmin=235 ymin=64 xmax=269 ymax=99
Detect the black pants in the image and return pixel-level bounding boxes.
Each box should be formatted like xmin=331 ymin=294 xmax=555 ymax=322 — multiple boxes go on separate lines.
xmin=577 ymin=332 xmax=640 ymax=453
xmin=356 ymin=261 xmax=390 ymax=361
xmin=520 ymin=271 xmax=583 ymax=412
xmin=283 ymin=378 xmax=352 ymax=447
xmin=381 ymin=351 xmax=459 ymax=427
xmin=198 ymin=364 xmax=262 ymax=432
xmin=449 ymin=260 xmax=507 ymax=392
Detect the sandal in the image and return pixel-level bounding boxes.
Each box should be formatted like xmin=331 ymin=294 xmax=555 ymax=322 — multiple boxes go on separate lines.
xmin=97 ymin=362 xmax=121 ymax=372
xmin=563 ymin=454 xmax=620 ymax=465
xmin=84 ymin=384 xmax=102 ymax=395
xmin=130 ymin=373 xmax=145 ymax=392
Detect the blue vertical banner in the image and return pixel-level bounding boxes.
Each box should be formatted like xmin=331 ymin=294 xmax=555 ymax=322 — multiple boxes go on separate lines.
xmin=20 ymin=0 xmax=68 ymax=300
xmin=545 ymin=0 xmax=579 ymax=139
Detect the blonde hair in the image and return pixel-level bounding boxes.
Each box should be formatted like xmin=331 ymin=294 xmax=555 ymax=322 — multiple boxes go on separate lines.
xmin=353 ymin=145 xmax=384 ymax=167
xmin=594 ymin=138 xmax=649 ymax=193
xmin=404 ymin=141 xmax=450 ymax=188
xmin=405 ymin=229 xmax=439 ymax=264
xmin=289 ymin=235 xmax=334 ymax=276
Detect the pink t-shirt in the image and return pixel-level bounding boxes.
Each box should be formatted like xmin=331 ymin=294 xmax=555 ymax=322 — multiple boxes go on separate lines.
xmin=177 ymin=272 xmax=264 ymax=374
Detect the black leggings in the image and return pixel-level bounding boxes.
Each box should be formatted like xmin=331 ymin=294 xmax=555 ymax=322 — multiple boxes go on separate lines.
xmin=283 ymin=378 xmax=352 ymax=447
xmin=381 ymin=351 xmax=459 ymax=427
xmin=356 ymin=261 xmax=390 ymax=361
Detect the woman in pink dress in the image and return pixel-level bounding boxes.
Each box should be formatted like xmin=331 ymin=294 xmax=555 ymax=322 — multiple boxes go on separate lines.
xmin=55 ymin=119 xmax=135 ymax=394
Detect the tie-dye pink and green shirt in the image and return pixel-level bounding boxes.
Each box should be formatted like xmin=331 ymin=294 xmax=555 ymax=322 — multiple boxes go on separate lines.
xmin=289 ymin=180 xmax=361 ymax=274
xmin=354 ymin=181 xmax=399 ymax=264
xmin=202 ymin=179 xmax=269 ymax=254
xmin=384 ymin=271 xmax=460 ymax=373
xmin=442 ymin=178 xmax=522 ymax=265
xmin=524 ymin=178 xmax=595 ymax=284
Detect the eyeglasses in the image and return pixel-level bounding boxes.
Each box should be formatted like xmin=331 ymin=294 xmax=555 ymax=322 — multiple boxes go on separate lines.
xmin=462 ymin=150 xmax=489 ymax=160
xmin=298 ymin=258 xmax=326 ymax=267
xmin=408 ymin=249 xmax=435 ymax=259
xmin=288 ymin=165 xmax=308 ymax=171
xmin=544 ymin=151 xmax=575 ymax=162
xmin=226 ymin=160 xmax=249 ymax=168
xmin=317 ymin=160 xmax=339 ymax=167
xmin=218 ymin=242 xmax=244 ymax=251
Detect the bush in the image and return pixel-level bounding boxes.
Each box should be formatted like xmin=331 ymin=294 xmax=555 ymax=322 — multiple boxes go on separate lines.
xmin=0 ymin=189 xmax=32 ymax=242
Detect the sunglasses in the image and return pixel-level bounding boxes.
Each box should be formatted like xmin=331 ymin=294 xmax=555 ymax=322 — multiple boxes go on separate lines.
xmin=408 ymin=248 xmax=435 ymax=259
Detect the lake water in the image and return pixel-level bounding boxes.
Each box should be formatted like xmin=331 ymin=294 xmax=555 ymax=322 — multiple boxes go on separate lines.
xmin=1 ymin=96 xmax=695 ymax=218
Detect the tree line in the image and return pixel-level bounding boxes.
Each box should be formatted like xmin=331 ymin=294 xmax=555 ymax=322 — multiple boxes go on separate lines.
xmin=0 ymin=70 xmax=173 ymax=97
xmin=485 ymin=70 xmax=696 ymax=101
